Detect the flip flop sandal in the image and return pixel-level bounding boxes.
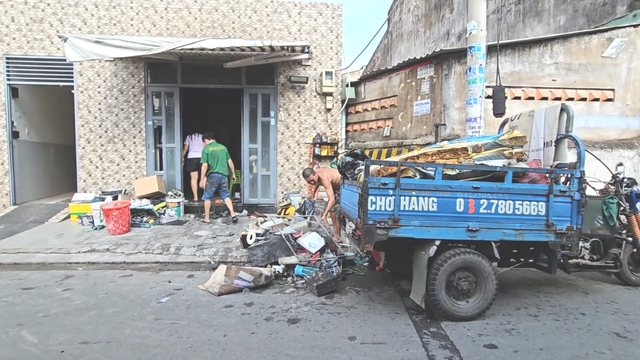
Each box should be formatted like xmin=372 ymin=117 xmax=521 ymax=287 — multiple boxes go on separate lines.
xmin=231 ymin=216 xmax=239 ymax=223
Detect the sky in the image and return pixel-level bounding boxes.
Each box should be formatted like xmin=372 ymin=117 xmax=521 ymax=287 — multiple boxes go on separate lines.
xmin=295 ymin=0 xmax=394 ymax=72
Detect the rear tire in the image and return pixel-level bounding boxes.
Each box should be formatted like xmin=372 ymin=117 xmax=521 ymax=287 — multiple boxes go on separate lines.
xmin=615 ymin=245 xmax=640 ymax=286
xmin=426 ymin=248 xmax=498 ymax=321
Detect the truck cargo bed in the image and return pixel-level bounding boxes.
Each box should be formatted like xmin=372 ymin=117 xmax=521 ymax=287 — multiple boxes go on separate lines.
xmin=340 ymin=160 xmax=584 ymax=250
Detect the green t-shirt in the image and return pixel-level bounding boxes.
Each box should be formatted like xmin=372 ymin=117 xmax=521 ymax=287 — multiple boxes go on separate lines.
xmin=201 ymin=141 xmax=231 ymax=176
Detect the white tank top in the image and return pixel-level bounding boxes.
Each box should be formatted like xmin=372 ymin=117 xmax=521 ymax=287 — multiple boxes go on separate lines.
xmin=184 ymin=133 xmax=205 ymax=159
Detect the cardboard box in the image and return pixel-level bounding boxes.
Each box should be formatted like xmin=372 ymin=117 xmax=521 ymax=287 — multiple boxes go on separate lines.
xmin=134 ymin=175 xmax=166 ymax=198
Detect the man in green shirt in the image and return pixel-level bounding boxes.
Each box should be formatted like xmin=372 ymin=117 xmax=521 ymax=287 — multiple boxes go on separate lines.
xmin=199 ymin=132 xmax=238 ymax=223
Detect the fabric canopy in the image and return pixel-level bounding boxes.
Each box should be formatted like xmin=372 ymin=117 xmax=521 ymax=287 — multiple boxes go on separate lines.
xmin=59 ymin=34 xmax=310 ymax=62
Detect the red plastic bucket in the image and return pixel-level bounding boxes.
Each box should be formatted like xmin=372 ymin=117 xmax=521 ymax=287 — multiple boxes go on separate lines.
xmin=101 ymin=201 xmax=131 ymax=235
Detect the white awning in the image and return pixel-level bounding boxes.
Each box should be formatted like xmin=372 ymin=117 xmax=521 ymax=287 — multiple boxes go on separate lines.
xmin=58 ymin=34 xmax=310 ymax=67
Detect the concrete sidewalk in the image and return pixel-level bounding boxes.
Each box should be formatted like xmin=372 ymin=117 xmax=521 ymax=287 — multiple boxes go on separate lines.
xmin=0 ymin=215 xmax=252 ymax=265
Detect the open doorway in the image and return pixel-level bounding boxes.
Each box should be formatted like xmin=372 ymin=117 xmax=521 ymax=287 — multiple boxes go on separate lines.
xmin=181 ymin=88 xmax=242 ymax=202
xmin=9 ymin=85 xmax=77 ymax=204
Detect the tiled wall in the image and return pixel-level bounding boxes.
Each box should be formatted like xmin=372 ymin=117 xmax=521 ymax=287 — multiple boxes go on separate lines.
xmin=0 ymin=0 xmax=342 ymax=208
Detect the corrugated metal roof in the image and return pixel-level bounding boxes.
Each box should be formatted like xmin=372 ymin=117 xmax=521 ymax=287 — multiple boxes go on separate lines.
xmin=363 ymin=0 xmax=640 ymax=79
xmin=360 ymin=22 xmax=640 ymax=82
xmin=601 ymin=9 xmax=640 ymax=27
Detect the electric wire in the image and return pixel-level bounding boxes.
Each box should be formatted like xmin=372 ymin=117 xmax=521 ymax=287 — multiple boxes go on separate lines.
xmin=585 ymin=148 xmax=615 ymax=176
xmin=340 ymin=17 xmax=388 ymax=72
xmin=329 ymin=46 xmax=352 ymax=121
xmin=495 ymin=0 xmax=503 ymax=86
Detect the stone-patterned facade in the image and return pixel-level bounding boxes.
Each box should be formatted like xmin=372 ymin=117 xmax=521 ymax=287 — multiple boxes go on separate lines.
xmin=0 ymin=0 xmax=342 ymax=208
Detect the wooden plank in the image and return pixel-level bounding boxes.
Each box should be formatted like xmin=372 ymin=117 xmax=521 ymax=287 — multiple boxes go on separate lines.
xmin=371 ymin=145 xmax=475 ymax=177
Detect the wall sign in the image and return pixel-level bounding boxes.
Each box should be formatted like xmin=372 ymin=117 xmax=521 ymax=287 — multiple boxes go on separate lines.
xmin=420 ymin=79 xmax=431 ymax=95
xmin=417 ymin=64 xmax=434 ymax=79
xmin=413 ymin=99 xmax=431 ymax=116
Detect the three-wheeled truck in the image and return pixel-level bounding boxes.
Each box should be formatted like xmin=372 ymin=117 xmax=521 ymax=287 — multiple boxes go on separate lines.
xmin=339 ymin=104 xmax=640 ymax=321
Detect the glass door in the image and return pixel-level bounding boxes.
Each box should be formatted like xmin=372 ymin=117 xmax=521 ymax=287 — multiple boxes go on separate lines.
xmin=146 ymin=88 xmax=181 ymax=192
xmin=243 ymin=90 xmax=276 ymax=204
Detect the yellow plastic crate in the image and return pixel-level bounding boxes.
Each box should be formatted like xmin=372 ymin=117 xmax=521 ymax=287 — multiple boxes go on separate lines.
xmin=69 ymin=203 xmax=93 ymax=222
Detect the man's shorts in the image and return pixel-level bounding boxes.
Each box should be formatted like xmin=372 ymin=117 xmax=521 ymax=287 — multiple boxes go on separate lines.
xmin=185 ymin=158 xmax=201 ymax=173
xmin=331 ymin=190 xmax=341 ymax=213
xmin=203 ymin=173 xmax=230 ymax=201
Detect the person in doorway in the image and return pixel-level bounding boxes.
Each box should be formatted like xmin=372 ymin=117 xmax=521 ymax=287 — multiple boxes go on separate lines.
xmin=182 ymin=130 xmax=205 ymax=201
xmin=200 ymin=132 xmax=238 ymax=223
xmin=302 ymin=167 xmax=342 ymax=242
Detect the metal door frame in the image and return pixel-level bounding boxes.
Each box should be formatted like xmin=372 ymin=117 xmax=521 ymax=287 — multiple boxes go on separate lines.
xmin=145 ymin=87 xmax=181 ymax=191
xmin=3 ymin=55 xmax=76 ymax=206
xmin=242 ymin=88 xmax=277 ymax=204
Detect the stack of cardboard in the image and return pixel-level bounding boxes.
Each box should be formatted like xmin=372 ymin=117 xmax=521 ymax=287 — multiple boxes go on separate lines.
xmin=370 ymin=131 xmax=528 ymax=178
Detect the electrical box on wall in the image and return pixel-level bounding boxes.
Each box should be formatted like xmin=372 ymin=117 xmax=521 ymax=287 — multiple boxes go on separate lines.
xmin=325 ymin=96 xmax=333 ymax=110
xmin=321 ymin=70 xmax=335 ymax=94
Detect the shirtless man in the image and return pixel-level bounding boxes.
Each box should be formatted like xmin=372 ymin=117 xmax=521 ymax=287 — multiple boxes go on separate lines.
xmin=302 ymin=167 xmax=342 ymax=241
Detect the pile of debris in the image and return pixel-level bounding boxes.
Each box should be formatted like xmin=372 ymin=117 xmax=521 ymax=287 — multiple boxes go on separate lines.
xmin=337 ymin=131 xmax=540 ymax=183
xmin=199 ymin=212 xmax=366 ymax=298
xmin=69 ymin=175 xmax=186 ymax=230
xmin=369 ymin=130 xmax=527 ymax=178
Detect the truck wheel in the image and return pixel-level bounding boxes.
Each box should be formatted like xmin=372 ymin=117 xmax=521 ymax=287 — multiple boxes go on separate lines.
xmin=426 ymin=248 xmax=498 ymax=321
xmin=615 ymin=245 xmax=640 ymax=286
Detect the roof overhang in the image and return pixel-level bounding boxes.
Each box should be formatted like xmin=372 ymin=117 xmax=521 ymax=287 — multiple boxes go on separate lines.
xmin=58 ymin=34 xmax=310 ymax=67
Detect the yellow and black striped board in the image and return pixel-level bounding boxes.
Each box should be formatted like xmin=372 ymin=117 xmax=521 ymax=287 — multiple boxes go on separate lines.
xmin=364 ymin=146 xmax=419 ymax=160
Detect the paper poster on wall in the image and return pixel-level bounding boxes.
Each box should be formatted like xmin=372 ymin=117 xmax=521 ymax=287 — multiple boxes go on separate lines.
xmin=467 ymin=20 xmax=478 ymax=37
xmin=601 ymin=38 xmax=628 ymax=58
xmin=467 ymin=43 xmax=486 ymax=61
xmin=465 ymin=117 xmax=485 ymax=137
xmin=417 ymin=64 xmax=434 ymax=79
xmin=420 ymin=79 xmax=430 ymax=94
xmin=466 ymin=65 xmax=485 ymax=77
xmin=413 ymin=99 xmax=431 ymax=116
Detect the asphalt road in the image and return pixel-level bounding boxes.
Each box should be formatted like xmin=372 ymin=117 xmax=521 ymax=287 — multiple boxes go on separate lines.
xmin=0 ymin=268 xmax=638 ymax=360
xmin=0 ymin=268 xmax=425 ymax=360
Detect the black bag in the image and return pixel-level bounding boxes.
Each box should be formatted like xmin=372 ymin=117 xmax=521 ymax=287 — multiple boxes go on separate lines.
xmin=296 ymin=198 xmax=315 ymax=216
xmin=337 ymin=149 xmax=370 ymax=181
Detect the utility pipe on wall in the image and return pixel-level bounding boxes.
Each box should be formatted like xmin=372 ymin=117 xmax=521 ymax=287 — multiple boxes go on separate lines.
xmin=465 ymin=0 xmax=487 ymax=137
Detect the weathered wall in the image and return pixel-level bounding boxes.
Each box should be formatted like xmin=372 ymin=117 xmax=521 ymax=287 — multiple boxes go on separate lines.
xmin=442 ymin=27 xmax=640 ymax=141
xmin=571 ymin=139 xmax=640 ymax=195
xmin=0 ymin=0 xmax=342 ymax=208
xmin=346 ymin=62 xmax=443 ymax=148
xmin=348 ymin=26 xmax=640 ymax=157
xmin=367 ymin=0 xmax=640 ymax=75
